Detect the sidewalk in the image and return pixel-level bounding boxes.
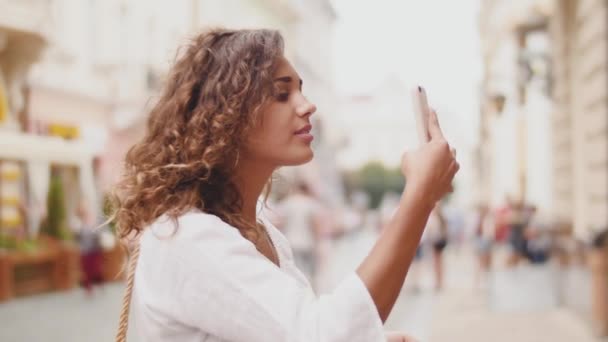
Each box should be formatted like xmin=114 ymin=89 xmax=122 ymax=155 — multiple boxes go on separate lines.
xmin=322 ymin=229 xmax=602 ymax=341
xmin=426 ymin=247 xmax=601 ymax=342
xmin=0 ymin=283 xmax=130 ymax=342
xmin=430 ymin=291 xmax=598 ymax=342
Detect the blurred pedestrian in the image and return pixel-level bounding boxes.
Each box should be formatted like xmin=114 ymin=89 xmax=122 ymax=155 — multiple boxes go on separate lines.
xmin=442 ymin=200 xmax=465 ymax=253
xmin=473 ymin=204 xmax=494 ymax=289
xmin=74 ymin=202 xmax=103 ymax=295
xmin=275 ymin=181 xmax=323 ymax=285
xmin=523 ymin=208 xmax=551 ymax=264
xmin=494 ymin=195 xmax=513 ymax=243
xmin=425 ymin=204 xmax=448 ymax=291
xmin=506 ymin=200 xmax=535 ymax=267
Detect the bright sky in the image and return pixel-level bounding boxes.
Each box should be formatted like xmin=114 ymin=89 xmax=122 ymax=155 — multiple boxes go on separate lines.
xmin=329 ymin=0 xmax=482 ymax=206
xmin=331 ymin=0 xmax=482 ymax=149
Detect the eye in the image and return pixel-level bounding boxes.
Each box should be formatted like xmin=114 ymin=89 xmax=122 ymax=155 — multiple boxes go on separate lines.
xmin=276 ymin=93 xmax=290 ymax=102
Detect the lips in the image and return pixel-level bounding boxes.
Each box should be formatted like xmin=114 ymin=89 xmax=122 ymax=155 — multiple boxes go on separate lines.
xmin=295 ymin=124 xmax=312 ymax=135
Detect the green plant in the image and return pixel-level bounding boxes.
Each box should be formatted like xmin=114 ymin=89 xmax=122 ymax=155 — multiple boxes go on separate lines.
xmin=16 ymin=239 xmax=40 ymax=252
xmin=102 ymin=193 xmax=117 ymax=235
xmin=344 ymin=161 xmax=405 ymax=209
xmin=42 ymin=176 xmax=73 ymax=241
xmin=0 ymin=234 xmax=16 ymax=249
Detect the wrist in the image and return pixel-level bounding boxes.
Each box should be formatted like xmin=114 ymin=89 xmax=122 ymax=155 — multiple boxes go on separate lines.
xmin=401 ymin=183 xmax=435 ymax=212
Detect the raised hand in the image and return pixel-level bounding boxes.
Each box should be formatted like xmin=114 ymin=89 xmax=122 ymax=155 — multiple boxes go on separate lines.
xmin=401 ymin=109 xmax=459 ymax=206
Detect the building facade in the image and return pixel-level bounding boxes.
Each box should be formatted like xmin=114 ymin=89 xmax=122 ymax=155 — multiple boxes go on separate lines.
xmin=479 ymin=0 xmax=607 ymax=238
xmin=479 ymin=0 xmax=608 ymax=333
xmin=0 ymin=0 xmax=53 ymax=241
xmin=550 ymin=0 xmax=607 ymax=239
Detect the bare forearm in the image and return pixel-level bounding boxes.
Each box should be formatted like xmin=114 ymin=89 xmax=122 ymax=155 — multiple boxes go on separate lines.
xmin=356 ymin=186 xmax=434 ymax=322
xmin=356 ymin=107 xmax=459 ymax=322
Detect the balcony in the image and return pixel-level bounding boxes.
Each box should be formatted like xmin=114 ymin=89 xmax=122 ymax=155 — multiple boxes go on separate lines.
xmin=0 ymin=0 xmax=51 ymax=39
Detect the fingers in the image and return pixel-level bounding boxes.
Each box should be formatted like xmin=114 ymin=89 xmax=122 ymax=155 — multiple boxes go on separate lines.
xmin=428 ymin=108 xmax=445 ymax=141
xmin=449 ymin=160 xmax=460 ymax=190
xmin=440 ymin=159 xmax=459 ymax=194
xmin=448 ymin=159 xmax=460 ymax=180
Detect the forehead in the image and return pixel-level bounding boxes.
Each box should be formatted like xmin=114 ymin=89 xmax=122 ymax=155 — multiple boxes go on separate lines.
xmin=274 ymin=57 xmax=299 ymax=78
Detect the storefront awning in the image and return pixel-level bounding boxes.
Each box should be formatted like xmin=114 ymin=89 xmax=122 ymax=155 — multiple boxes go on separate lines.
xmin=0 ymin=132 xmax=95 ymax=164
xmin=0 ymin=131 xmax=100 ymax=219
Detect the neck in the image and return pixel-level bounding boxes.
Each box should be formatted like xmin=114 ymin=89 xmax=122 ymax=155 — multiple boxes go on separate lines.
xmin=232 ymin=157 xmax=275 ymax=225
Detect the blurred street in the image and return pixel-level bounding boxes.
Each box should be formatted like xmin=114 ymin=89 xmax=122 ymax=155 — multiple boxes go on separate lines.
xmin=325 ymin=227 xmax=600 ymax=342
xmin=0 ymin=227 xmax=601 ymax=342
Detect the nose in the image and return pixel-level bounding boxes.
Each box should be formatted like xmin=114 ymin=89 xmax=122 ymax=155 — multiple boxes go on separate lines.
xmin=296 ymin=95 xmax=316 ymax=118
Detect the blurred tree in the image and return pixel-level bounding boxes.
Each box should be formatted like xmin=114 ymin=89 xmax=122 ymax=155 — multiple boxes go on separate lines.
xmin=102 ymin=193 xmax=116 ymax=235
xmin=42 ymin=176 xmax=72 ymax=241
xmin=344 ymin=161 xmax=405 ymax=209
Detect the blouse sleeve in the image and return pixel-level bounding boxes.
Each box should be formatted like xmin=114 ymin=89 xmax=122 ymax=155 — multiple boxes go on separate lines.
xmin=169 ymin=215 xmax=386 ymax=342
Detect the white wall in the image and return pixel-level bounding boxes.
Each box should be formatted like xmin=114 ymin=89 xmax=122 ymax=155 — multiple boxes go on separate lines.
xmin=524 ymin=87 xmax=553 ymax=213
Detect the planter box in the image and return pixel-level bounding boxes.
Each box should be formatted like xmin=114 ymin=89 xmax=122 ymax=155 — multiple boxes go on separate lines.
xmin=0 ymin=238 xmax=79 ymax=302
xmin=101 ymin=244 xmax=126 ymax=282
xmin=56 ymin=242 xmax=80 ymax=290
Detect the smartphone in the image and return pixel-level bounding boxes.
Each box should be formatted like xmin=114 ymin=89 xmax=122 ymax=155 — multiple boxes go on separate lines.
xmin=411 ymin=85 xmax=431 ymax=144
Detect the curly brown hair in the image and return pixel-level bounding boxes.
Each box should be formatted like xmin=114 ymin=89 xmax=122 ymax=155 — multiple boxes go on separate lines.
xmin=111 ymin=28 xmax=284 ymax=242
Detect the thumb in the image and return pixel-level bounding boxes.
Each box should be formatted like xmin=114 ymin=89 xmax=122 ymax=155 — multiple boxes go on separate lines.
xmin=428 ymin=109 xmax=445 ymax=141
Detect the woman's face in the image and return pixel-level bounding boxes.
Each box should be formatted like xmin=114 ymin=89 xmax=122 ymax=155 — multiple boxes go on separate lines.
xmin=244 ymin=57 xmax=317 ymax=167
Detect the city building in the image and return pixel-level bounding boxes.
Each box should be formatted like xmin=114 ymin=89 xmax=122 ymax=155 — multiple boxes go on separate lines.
xmin=550 ymin=0 xmax=607 ymax=240
xmin=479 ymin=0 xmax=606 ymax=241
xmin=479 ymin=0 xmax=607 ymax=333
xmin=1 ymin=0 xmax=56 ymax=241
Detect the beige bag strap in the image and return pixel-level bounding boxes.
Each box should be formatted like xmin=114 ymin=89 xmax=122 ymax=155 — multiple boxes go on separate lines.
xmin=115 ymin=243 xmax=141 ymax=342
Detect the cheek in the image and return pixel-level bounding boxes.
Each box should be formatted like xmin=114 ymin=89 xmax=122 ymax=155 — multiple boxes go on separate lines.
xmin=244 ymin=105 xmax=313 ymax=165
xmin=258 ymin=108 xmax=293 ymax=145
xmin=245 ymin=113 xmax=291 ymax=155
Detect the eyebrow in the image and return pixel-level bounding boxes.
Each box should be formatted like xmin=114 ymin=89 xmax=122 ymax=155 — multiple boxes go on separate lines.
xmin=274 ymin=76 xmax=303 ymax=88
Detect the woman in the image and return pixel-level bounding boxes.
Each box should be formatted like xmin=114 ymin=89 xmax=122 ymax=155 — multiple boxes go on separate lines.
xmin=75 ymin=202 xmax=104 ymax=295
xmin=112 ymin=28 xmax=458 ymax=342
xmin=473 ymin=204 xmax=494 ymax=289
xmin=275 ymin=181 xmax=323 ymax=287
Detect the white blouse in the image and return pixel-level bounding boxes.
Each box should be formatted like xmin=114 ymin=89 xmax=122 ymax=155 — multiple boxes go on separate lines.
xmin=131 ymin=209 xmax=386 ymax=342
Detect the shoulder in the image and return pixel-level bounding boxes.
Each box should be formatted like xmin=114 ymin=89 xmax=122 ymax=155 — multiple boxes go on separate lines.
xmin=141 ymin=210 xmax=250 ymax=258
